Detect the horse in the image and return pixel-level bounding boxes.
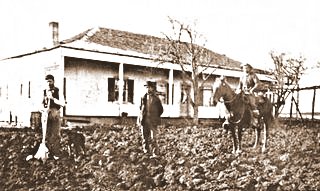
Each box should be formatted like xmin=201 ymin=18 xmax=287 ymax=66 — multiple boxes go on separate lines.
xmin=212 ymin=77 xmax=274 ymax=154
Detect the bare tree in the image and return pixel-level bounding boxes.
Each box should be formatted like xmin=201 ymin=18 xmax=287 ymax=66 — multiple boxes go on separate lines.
xmin=270 ymin=51 xmax=306 ymax=117
xmin=154 ymin=18 xmax=225 ymax=125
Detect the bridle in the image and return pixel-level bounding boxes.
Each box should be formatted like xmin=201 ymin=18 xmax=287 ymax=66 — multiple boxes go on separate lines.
xmin=219 ymin=91 xmax=246 ymax=125
xmin=219 ymin=92 xmax=237 ymax=104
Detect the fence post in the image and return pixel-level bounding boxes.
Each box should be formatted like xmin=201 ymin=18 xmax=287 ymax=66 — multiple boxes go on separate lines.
xmin=292 ymin=96 xmax=304 ymax=122
xmin=290 ymin=95 xmax=293 ymax=126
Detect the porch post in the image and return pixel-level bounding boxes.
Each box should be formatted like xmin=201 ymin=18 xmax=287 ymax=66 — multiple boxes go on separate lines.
xmin=168 ymin=68 xmax=173 ymax=105
xmin=118 ymin=63 xmax=124 ymax=106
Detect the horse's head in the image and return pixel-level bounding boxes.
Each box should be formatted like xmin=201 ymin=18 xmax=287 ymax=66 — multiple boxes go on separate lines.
xmin=212 ymin=76 xmax=234 ymax=106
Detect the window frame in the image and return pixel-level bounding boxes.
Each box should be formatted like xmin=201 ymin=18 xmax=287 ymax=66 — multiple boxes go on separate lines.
xmin=108 ymin=77 xmax=134 ymax=104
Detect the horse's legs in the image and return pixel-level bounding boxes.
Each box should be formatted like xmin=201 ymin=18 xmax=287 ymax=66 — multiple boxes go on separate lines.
xmin=262 ymin=117 xmax=269 ymax=153
xmin=260 ymin=100 xmax=273 ymax=153
xmin=236 ymin=126 xmax=242 ymax=153
xmin=230 ymin=127 xmax=237 ymax=154
xmin=253 ymin=123 xmax=261 ymax=149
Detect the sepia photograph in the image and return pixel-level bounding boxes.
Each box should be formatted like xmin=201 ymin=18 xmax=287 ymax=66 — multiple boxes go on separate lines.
xmin=0 ymin=0 xmax=319 ymax=190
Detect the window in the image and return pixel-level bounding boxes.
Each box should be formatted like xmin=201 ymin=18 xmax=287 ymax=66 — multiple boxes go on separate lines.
xmin=28 ymin=81 xmax=31 ymax=98
xmin=108 ymin=77 xmax=134 ymax=103
xmin=20 ymin=84 xmax=23 ymax=96
xmin=108 ymin=78 xmax=117 ymax=102
xmin=181 ymin=84 xmax=191 ymax=104
xmin=180 ymin=84 xmax=212 ymax=106
xmin=156 ymin=81 xmax=169 ymax=104
xmin=123 ymin=79 xmax=134 ymax=103
xmin=171 ymin=84 xmax=174 ymax=105
xmin=200 ymin=86 xmax=213 ymax=107
xmin=6 ymin=85 xmax=8 ymax=99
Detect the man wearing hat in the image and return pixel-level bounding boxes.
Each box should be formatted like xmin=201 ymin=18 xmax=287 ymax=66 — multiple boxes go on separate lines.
xmin=236 ymin=63 xmax=261 ymax=126
xmin=138 ymin=81 xmax=163 ymax=157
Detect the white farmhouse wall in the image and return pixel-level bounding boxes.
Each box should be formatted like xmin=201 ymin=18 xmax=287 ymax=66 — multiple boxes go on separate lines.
xmin=64 ymin=58 xmax=119 ymax=116
xmin=0 ymin=49 xmax=64 ymax=126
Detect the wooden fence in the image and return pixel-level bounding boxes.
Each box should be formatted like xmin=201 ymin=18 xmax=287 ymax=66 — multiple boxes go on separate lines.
xmin=288 ymin=85 xmax=320 ymax=124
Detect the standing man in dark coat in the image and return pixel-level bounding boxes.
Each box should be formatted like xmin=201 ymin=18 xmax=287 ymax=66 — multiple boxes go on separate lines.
xmin=138 ymin=81 xmax=163 ymax=157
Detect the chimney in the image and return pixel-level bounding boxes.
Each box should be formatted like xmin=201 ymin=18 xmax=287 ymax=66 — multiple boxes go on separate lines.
xmin=49 ymin=22 xmax=59 ymax=46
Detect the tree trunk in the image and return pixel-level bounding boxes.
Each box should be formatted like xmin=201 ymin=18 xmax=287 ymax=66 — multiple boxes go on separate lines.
xmin=274 ymin=106 xmax=280 ymax=118
xmin=193 ymin=109 xmax=199 ymax=125
xmin=193 ymin=77 xmax=199 ymax=125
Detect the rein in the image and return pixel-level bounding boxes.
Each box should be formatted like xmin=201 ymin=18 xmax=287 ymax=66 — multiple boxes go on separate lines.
xmin=221 ymin=92 xmax=237 ymax=104
xmin=220 ymin=92 xmax=246 ymax=125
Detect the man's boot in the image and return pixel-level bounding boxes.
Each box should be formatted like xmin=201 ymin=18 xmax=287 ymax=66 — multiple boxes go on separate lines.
xmin=251 ymin=108 xmax=260 ymax=127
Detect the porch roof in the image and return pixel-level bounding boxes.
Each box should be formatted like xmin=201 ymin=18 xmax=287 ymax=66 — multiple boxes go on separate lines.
xmin=61 ymin=27 xmax=243 ymax=70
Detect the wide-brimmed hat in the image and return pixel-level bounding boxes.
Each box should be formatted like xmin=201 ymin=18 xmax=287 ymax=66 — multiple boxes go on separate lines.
xmin=45 ymin=74 xmax=55 ymax=80
xmin=144 ymin=81 xmax=156 ymax=88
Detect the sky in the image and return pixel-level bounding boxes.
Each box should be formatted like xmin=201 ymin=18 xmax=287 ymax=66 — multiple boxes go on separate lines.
xmin=1 ymin=0 xmax=320 ymax=71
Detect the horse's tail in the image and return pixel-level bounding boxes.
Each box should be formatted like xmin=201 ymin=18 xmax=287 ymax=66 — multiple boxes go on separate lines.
xmin=263 ymin=98 xmax=278 ymax=128
xmin=271 ymin=116 xmax=281 ymax=129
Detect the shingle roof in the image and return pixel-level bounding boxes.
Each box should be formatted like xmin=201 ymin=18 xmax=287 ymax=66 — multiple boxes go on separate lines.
xmin=61 ymin=27 xmax=243 ymax=70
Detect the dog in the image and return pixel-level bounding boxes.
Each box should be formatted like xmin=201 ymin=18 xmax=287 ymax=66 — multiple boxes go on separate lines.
xmin=64 ymin=129 xmax=86 ymax=160
xmin=26 ymin=129 xmax=86 ymax=162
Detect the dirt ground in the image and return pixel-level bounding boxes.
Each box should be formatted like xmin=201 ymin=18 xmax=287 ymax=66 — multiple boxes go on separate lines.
xmin=0 ymin=120 xmax=319 ymax=191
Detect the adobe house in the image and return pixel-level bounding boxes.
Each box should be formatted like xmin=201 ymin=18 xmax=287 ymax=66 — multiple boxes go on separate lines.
xmin=0 ymin=22 xmax=274 ymax=126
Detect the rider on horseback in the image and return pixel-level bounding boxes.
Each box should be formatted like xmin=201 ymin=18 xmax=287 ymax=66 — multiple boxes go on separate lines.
xmin=236 ymin=63 xmax=261 ymax=126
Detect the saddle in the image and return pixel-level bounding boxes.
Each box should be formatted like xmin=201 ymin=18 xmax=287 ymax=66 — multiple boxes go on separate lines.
xmin=241 ymin=92 xmax=266 ymax=105
xmin=241 ymin=93 xmax=265 ymax=119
